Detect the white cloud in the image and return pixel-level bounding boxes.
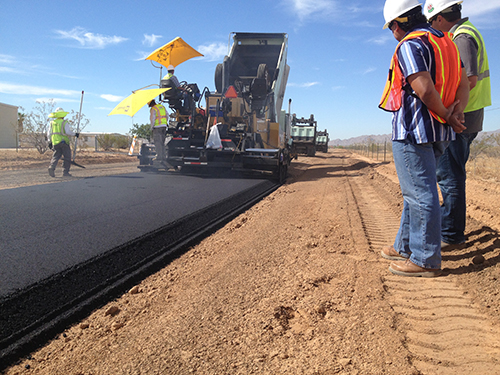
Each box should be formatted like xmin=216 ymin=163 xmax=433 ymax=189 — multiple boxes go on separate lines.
xmin=0 ymin=54 xmax=15 ymax=64
xmin=35 ymin=97 xmax=79 ymax=104
xmin=288 ymin=82 xmax=320 ymax=88
xmin=135 ymin=51 xmax=151 ymax=61
xmin=282 ymin=0 xmax=380 ymax=26
xmin=285 ymin=0 xmax=338 ymax=22
xmin=0 ymin=66 xmax=19 ymax=73
xmin=461 ymin=1 xmax=500 ymax=28
xmin=54 ymin=27 xmax=128 ymax=49
xmin=463 ymin=1 xmax=500 ymax=17
xmin=362 ymin=67 xmax=376 ymax=75
xmin=368 ymin=34 xmax=393 ymax=46
xmin=0 ymin=82 xmax=80 ymax=97
xmin=143 ymin=34 xmax=162 ymax=47
xmin=197 ymin=42 xmax=227 ymax=62
xmin=101 ymin=94 xmax=124 ymax=102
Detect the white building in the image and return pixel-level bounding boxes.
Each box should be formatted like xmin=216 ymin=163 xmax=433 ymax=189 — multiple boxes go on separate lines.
xmin=77 ymin=132 xmax=131 ymax=150
xmin=0 ymin=102 xmax=19 ymax=148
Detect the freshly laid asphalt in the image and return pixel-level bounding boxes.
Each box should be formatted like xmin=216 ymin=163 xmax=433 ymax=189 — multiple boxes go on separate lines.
xmin=0 ymin=171 xmax=267 ymax=298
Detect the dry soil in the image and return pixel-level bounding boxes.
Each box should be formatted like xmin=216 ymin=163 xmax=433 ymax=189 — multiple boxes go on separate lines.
xmin=2 ymin=148 xmax=500 ymax=375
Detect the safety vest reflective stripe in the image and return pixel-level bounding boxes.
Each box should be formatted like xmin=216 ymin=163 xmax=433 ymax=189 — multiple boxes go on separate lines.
xmin=453 ymin=21 xmax=491 ymax=112
xmin=426 ymin=31 xmax=462 ymax=122
xmin=153 ymin=105 xmax=168 ymax=127
xmin=379 ymin=30 xmax=462 ymax=124
xmin=50 ymin=119 xmax=70 ymax=145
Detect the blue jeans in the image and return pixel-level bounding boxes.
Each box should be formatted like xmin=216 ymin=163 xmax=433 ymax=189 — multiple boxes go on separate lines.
xmin=436 ymin=132 xmax=478 ymax=244
xmin=392 ymin=140 xmax=448 ymax=269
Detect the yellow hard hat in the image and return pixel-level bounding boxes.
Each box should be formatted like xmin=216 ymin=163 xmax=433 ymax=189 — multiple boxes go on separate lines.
xmin=48 ymin=107 xmax=69 ymax=118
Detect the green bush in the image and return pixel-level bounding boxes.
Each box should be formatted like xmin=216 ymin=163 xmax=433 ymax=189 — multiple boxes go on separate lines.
xmin=96 ymin=134 xmax=132 ymax=150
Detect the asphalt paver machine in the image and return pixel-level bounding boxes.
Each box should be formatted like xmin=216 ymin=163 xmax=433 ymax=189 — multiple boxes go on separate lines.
xmin=139 ymin=32 xmax=292 ymax=182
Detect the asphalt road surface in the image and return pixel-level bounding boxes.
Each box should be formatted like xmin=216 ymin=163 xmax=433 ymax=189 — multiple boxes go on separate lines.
xmin=0 ymin=172 xmax=267 ymax=297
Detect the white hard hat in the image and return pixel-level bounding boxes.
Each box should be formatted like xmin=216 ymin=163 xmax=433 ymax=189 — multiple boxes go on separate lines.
xmin=424 ymin=0 xmax=462 ymax=20
xmin=167 ymin=65 xmax=175 ymax=71
xmin=55 ymin=107 xmax=64 ymax=112
xmin=383 ymin=0 xmax=422 ymax=29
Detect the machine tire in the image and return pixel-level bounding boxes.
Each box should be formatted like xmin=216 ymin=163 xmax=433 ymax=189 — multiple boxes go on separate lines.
xmin=257 ymin=63 xmax=270 ymax=89
xmin=277 ymin=162 xmax=288 ymax=184
xmin=307 ymin=146 xmax=316 ymax=157
xmin=215 ymin=63 xmax=223 ymax=93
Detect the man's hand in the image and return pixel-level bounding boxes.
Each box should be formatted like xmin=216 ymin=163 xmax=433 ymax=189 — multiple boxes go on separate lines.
xmin=445 ymin=101 xmax=466 ymax=133
xmin=408 ymin=72 xmax=466 ymax=133
xmin=75 ymin=132 xmax=80 ymax=138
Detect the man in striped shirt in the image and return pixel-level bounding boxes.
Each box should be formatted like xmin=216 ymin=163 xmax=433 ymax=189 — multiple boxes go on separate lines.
xmin=379 ymin=0 xmax=469 ymax=277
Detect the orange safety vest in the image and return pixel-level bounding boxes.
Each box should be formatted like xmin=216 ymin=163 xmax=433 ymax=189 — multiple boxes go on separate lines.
xmin=152 ymin=104 xmax=168 ymax=127
xmin=379 ymin=30 xmax=462 ymax=123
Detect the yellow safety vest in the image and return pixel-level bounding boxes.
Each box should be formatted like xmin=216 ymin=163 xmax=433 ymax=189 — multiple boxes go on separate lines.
xmin=453 ymin=20 xmax=491 ymax=112
xmin=152 ymin=104 xmax=168 ymax=127
xmin=50 ymin=118 xmax=70 ymax=145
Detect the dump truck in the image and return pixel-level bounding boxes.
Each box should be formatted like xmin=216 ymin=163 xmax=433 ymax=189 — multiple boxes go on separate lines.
xmin=139 ymin=32 xmax=292 ymax=182
xmin=290 ymin=114 xmax=317 ymax=158
xmin=315 ymin=129 xmax=329 ymax=153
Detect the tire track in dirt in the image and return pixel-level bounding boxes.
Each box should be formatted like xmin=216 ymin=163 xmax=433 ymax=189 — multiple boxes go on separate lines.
xmin=345 ymin=163 xmax=500 ymax=375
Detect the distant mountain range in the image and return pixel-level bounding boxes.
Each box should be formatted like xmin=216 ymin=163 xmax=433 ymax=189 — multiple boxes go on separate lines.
xmin=329 ymin=134 xmax=391 ymax=147
xmin=330 ymin=128 xmax=500 ymax=147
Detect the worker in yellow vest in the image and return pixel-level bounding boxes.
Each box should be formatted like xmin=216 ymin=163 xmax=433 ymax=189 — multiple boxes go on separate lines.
xmin=148 ymin=99 xmax=168 ymax=165
xmin=425 ymin=0 xmax=492 ymax=248
xmin=47 ymin=107 xmax=79 ymax=177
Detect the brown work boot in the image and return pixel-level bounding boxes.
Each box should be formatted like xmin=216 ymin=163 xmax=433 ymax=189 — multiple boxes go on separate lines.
xmin=389 ymin=259 xmax=441 ymax=278
xmin=380 ymin=245 xmax=406 ymax=261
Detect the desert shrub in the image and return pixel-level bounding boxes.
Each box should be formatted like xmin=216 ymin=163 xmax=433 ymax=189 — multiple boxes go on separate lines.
xmin=96 ymin=134 xmax=131 ymax=150
xmin=96 ymin=134 xmax=115 ymax=151
xmin=129 ymin=123 xmax=151 ymax=142
xmin=114 ymin=135 xmax=132 ymax=149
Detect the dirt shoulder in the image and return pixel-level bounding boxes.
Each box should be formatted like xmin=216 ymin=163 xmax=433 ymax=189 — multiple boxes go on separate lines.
xmin=0 ymin=149 xmax=139 ymax=190
xmin=3 ymin=149 xmax=500 ymax=374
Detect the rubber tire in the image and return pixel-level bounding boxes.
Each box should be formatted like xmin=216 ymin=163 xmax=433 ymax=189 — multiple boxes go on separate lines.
xmin=257 ymin=64 xmax=270 ymax=89
xmin=215 ymin=63 xmax=223 ymax=93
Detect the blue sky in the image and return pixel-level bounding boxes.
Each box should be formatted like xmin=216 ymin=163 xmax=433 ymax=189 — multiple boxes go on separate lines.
xmin=1 ymin=0 xmax=500 ymax=140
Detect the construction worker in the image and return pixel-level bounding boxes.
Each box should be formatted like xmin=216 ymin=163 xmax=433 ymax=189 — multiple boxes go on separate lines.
xmin=160 ymin=65 xmax=190 ymax=113
xmin=425 ymin=0 xmax=492 ymax=248
xmin=148 ymin=99 xmax=168 ymax=164
xmin=163 ymin=65 xmax=180 ymax=88
xmin=47 ymin=107 xmax=79 ymax=177
xmin=379 ymin=0 xmax=469 ymax=277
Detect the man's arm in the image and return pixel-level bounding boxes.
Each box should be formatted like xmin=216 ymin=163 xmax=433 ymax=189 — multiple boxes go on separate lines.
xmin=452 ymin=68 xmax=471 ymax=125
xmin=468 ymin=75 xmax=478 ymax=90
xmin=64 ymin=120 xmax=76 ymax=136
xmin=455 ymin=35 xmax=479 ymax=90
xmin=407 ymin=71 xmax=468 ymax=133
xmin=150 ymin=108 xmax=156 ymax=129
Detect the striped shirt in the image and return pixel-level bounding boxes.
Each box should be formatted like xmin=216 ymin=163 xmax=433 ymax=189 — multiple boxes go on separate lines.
xmin=392 ymin=24 xmax=456 ymax=144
